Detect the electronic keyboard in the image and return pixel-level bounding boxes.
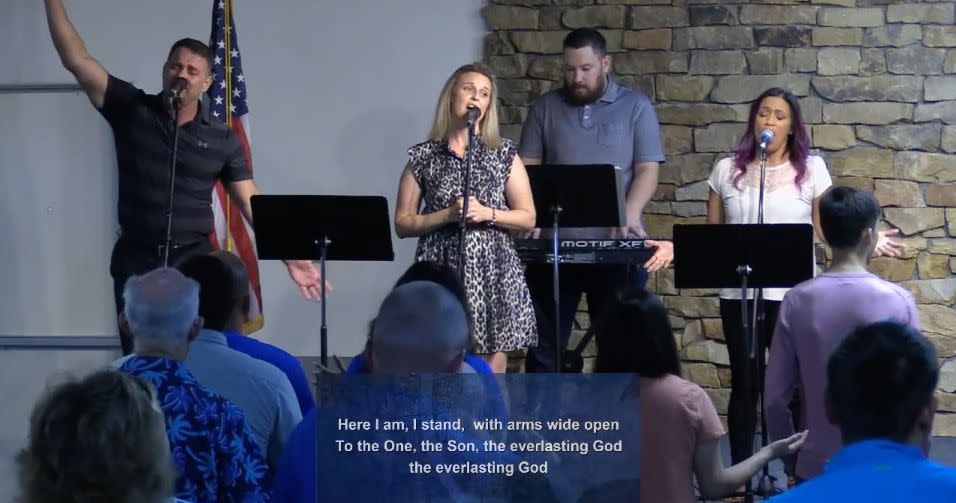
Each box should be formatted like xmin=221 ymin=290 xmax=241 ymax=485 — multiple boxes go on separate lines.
xmin=515 ymin=238 xmax=658 ymax=265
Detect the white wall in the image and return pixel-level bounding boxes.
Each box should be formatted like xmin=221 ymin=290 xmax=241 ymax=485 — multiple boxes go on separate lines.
xmin=0 ymin=0 xmax=484 ymax=498
xmin=0 ymin=0 xmax=484 ymax=350
xmin=239 ymin=0 xmax=484 ymax=357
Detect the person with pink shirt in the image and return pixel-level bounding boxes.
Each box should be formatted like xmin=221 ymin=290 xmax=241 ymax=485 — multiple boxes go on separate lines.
xmin=765 ymin=186 xmax=921 ymax=483
xmin=595 ymin=288 xmax=806 ymax=503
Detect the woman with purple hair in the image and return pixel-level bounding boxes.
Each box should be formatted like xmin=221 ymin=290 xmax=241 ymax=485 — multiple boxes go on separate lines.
xmin=705 ymin=88 xmax=901 ymax=485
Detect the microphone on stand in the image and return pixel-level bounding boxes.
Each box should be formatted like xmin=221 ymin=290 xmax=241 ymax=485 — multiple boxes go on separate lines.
xmin=161 ymin=76 xmax=188 ymax=266
xmin=758 ymin=129 xmax=775 ymax=152
xmin=164 ymin=77 xmax=188 ymax=115
xmin=458 ymin=105 xmax=480 ymax=278
xmin=465 ymin=106 xmax=480 ymax=127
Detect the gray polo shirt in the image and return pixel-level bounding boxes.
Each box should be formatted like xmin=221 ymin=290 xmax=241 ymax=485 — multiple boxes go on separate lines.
xmin=184 ymin=329 xmax=302 ymax=468
xmin=518 ymin=77 xmax=665 ymax=238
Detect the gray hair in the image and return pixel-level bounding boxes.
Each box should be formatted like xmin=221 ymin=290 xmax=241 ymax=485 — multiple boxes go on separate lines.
xmin=123 ymin=267 xmax=200 ymax=347
xmin=372 ymin=281 xmax=469 ymax=373
xmin=16 ymin=369 xmax=175 ymax=503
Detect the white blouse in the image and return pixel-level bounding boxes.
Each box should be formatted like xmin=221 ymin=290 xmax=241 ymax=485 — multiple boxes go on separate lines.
xmin=707 ymin=155 xmax=832 ymax=301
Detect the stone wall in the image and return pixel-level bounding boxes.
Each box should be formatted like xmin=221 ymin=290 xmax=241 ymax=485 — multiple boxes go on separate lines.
xmin=485 ymin=0 xmax=956 ymax=434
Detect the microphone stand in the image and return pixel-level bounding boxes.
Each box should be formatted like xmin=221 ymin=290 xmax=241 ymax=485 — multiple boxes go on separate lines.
xmin=162 ymin=92 xmax=183 ymax=267
xmin=457 ymin=116 xmax=476 ymax=278
xmin=750 ymin=144 xmax=768 ymax=360
xmin=750 ymin=142 xmax=777 ymax=500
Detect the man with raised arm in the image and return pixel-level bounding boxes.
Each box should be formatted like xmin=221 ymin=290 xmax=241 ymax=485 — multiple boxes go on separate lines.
xmin=43 ymin=0 xmax=328 ymax=354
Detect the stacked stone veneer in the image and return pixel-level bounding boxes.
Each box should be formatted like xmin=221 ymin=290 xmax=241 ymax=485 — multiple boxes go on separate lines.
xmin=485 ymin=0 xmax=956 ymax=434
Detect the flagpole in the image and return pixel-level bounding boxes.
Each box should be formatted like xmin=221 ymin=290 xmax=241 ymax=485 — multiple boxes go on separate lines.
xmin=223 ymin=0 xmax=234 ymax=254
xmin=211 ymin=0 xmax=264 ymax=335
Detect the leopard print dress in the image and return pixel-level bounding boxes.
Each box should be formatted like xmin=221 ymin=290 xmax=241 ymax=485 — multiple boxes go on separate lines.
xmin=407 ymin=138 xmax=538 ymax=354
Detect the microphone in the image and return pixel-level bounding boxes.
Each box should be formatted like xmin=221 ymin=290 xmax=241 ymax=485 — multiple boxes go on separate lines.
xmin=165 ymin=77 xmax=188 ymax=112
xmin=465 ymin=106 xmax=480 ymax=126
xmin=758 ymin=129 xmax=775 ymax=151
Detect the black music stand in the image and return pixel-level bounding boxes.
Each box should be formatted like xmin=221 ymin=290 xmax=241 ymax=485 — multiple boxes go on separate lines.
xmin=525 ymin=164 xmax=626 ymax=373
xmin=673 ymin=223 xmax=813 ymax=502
xmin=250 ymin=195 xmax=395 ymax=367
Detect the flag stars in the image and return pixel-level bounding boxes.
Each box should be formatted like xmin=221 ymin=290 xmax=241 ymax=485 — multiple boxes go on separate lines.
xmin=214 ymin=95 xmax=224 ymax=105
xmin=230 ymin=49 xmax=239 ymax=59
xmin=217 ymin=40 xmax=226 ymax=49
xmin=214 ymin=55 xmax=222 ymax=65
xmin=229 ymin=104 xmax=236 ymax=113
xmin=233 ymin=88 xmax=241 ymax=98
xmin=218 ymin=0 xmax=225 ymax=9
xmin=237 ymin=74 xmax=244 ymax=82
xmin=220 ymin=80 xmax=226 ymax=89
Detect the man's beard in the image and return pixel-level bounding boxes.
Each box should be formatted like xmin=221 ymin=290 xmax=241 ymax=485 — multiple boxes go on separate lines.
xmin=566 ymin=82 xmax=604 ymax=106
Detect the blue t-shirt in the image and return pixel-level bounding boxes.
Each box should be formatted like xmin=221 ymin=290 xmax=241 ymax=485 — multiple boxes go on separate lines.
xmin=770 ymin=439 xmax=956 ymax=502
xmin=345 ymin=351 xmax=492 ymax=374
xmin=346 ymin=351 xmax=506 ymax=423
xmin=272 ymin=382 xmax=521 ymax=503
xmin=271 ymin=408 xmax=317 ymax=503
xmin=225 ymin=329 xmax=316 ymax=415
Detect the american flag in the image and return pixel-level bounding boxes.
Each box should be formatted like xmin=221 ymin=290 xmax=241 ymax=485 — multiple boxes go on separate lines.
xmin=207 ymin=0 xmax=264 ymax=333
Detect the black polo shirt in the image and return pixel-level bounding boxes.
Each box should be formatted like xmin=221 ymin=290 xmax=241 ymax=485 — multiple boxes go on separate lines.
xmin=98 ymin=75 xmax=252 ymax=245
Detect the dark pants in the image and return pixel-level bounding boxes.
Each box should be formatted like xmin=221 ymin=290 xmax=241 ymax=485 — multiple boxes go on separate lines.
xmin=110 ymin=235 xmax=212 ymax=355
xmin=524 ymin=263 xmax=648 ymax=373
xmin=720 ymin=297 xmax=800 ymax=466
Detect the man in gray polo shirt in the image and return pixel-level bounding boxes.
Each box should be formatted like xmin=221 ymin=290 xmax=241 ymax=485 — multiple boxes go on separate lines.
xmin=518 ymin=28 xmax=671 ymax=373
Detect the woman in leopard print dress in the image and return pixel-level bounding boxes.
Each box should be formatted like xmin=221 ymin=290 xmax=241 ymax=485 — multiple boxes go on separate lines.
xmin=394 ymin=62 xmax=538 ymax=373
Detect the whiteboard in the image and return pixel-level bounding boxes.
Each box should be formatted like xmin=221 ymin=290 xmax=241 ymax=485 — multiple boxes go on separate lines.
xmin=0 ymin=91 xmax=119 ymax=336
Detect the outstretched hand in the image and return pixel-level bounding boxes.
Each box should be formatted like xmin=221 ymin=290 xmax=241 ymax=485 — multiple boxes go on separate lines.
xmin=285 ymin=260 xmax=332 ymax=301
xmin=764 ymin=430 xmax=808 ymax=460
xmin=874 ymin=228 xmax=904 ymax=258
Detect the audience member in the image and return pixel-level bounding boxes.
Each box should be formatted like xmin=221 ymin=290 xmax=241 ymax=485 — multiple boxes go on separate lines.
xmin=369 ymin=280 xmax=472 ymax=374
xmin=273 ymin=281 xmax=530 ymax=502
xmin=769 ymin=321 xmax=956 ymax=501
xmin=270 ymin=407 xmax=317 ymax=503
xmin=116 ymin=267 xmax=269 ymax=502
xmin=765 ymin=186 xmax=920 ymax=481
xmin=594 ymin=288 xmax=806 ymax=503
xmin=16 ymin=369 xmax=187 ymax=503
xmin=347 ymin=260 xmax=488 ymax=373
xmin=175 ymin=253 xmax=303 ymax=468
xmin=212 ymin=250 xmax=316 ymax=415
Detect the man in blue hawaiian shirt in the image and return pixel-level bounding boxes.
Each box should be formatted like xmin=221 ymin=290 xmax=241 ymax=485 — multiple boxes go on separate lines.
xmin=117 ymin=267 xmax=271 ymax=503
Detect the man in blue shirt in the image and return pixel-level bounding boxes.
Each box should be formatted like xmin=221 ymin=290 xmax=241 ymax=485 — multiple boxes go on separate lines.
xmin=116 ymin=267 xmax=270 ymax=503
xmin=272 ymin=282 xmax=552 ymax=503
xmin=207 ymin=250 xmax=315 ymax=415
xmin=176 ymin=253 xmax=303 ymax=470
xmin=770 ymin=321 xmax=956 ymax=502
xmin=518 ymin=28 xmax=672 ymax=373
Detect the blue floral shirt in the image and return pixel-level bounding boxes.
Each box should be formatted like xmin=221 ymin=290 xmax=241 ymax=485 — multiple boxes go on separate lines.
xmin=119 ymin=356 xmax=271 ymax=503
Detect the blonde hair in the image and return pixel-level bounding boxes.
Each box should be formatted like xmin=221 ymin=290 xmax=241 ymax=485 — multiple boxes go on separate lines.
xmin=428 ymin=62 xmax=503 ymax=149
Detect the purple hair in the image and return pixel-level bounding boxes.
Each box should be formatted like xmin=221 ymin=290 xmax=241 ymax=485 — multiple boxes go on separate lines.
xmin=732 ymin=87 xmax=811 ymax=189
